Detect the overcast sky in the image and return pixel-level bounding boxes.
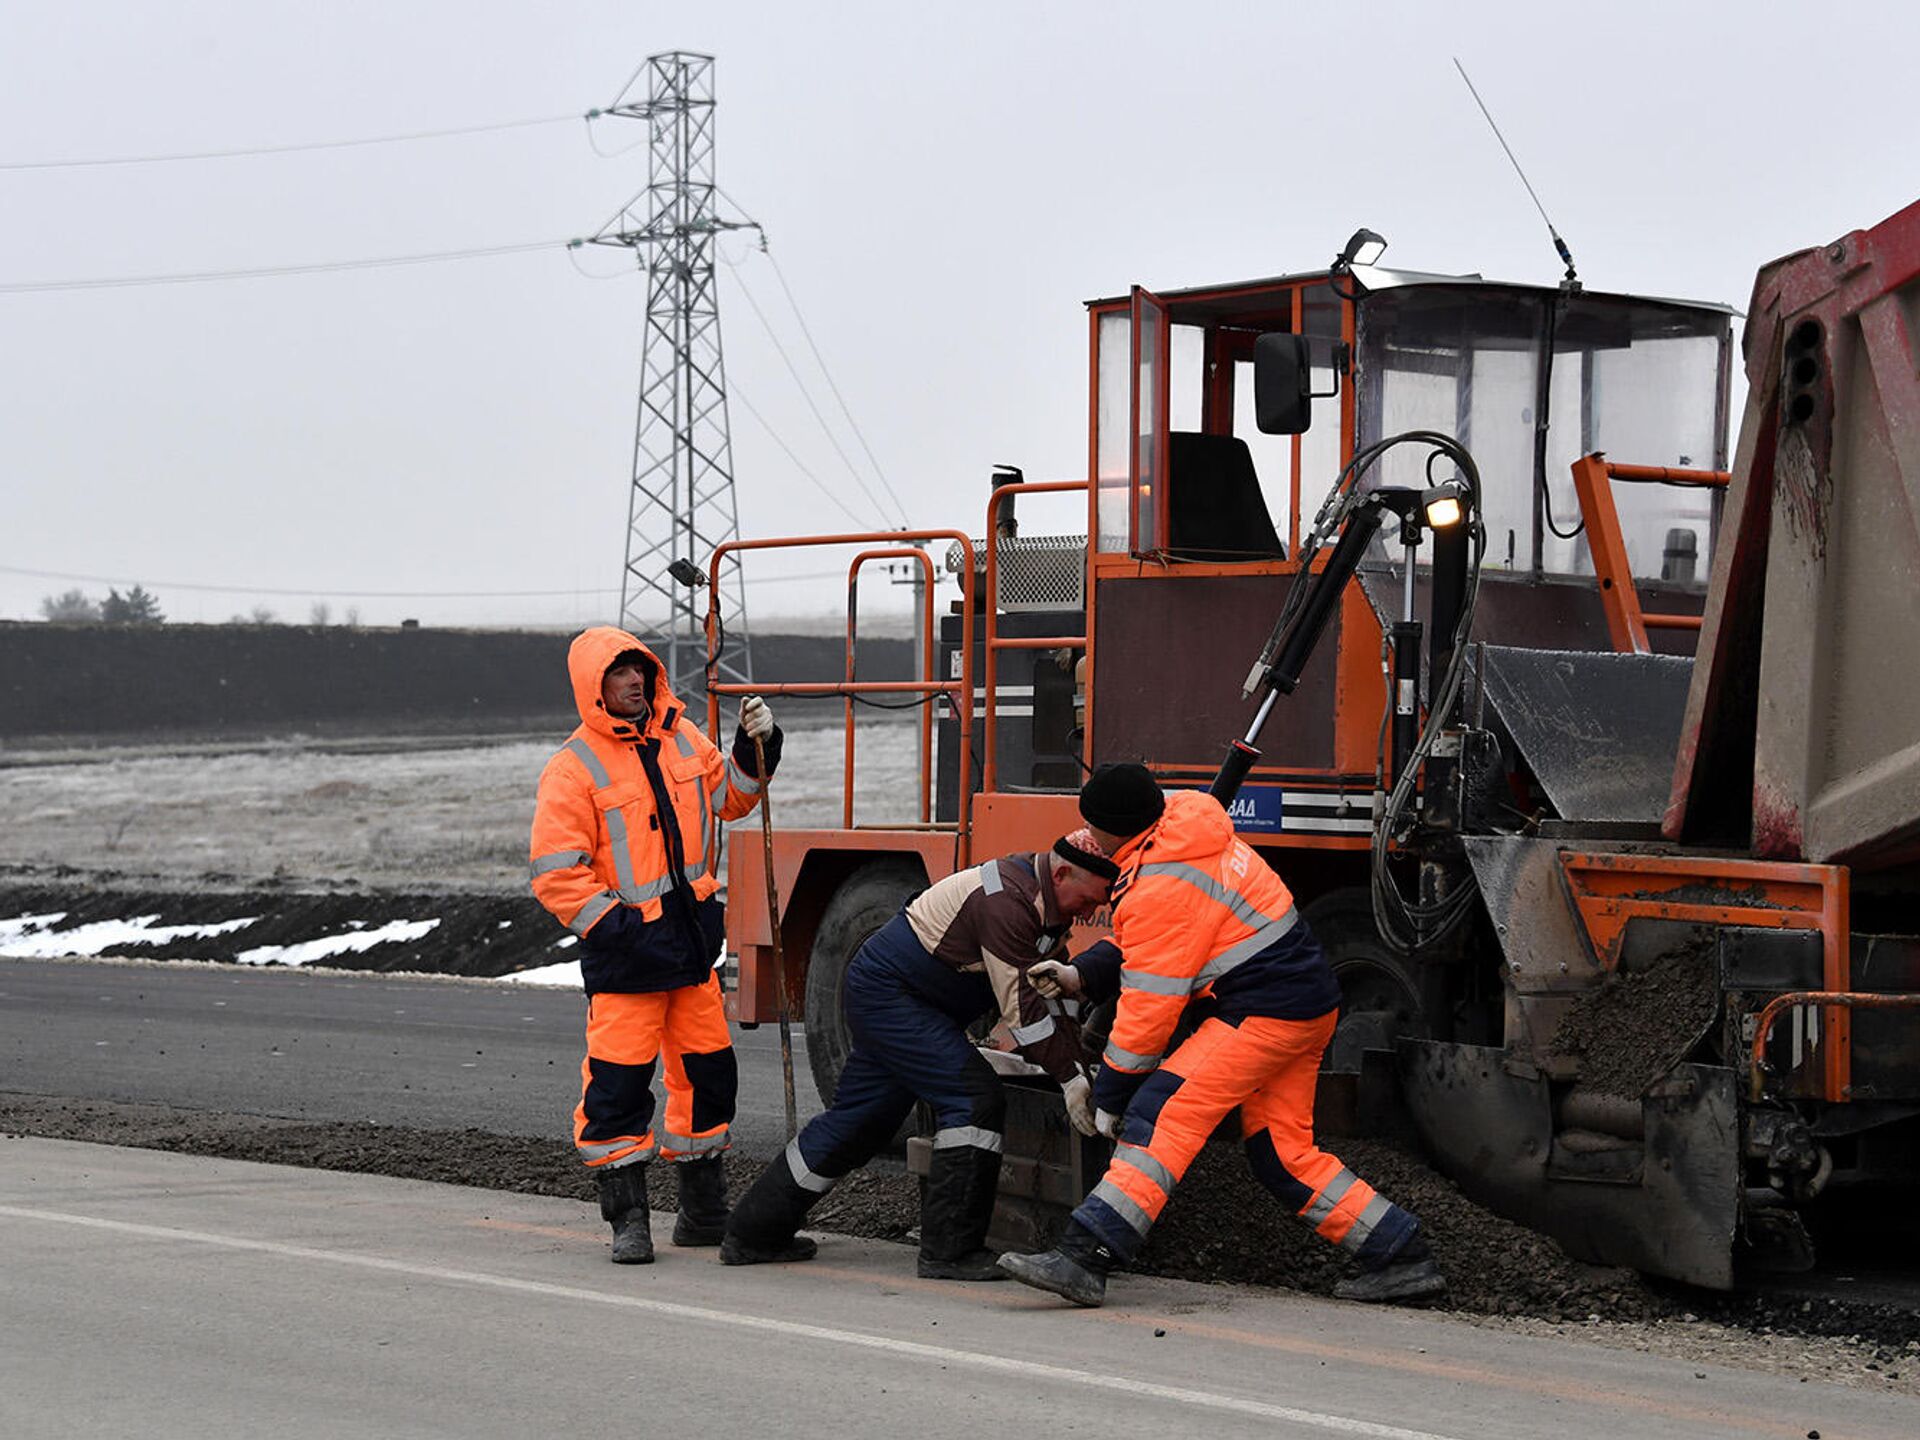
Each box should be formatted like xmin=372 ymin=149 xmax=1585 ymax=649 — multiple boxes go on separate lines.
xmin=2 ymin=1 xmax=1916 ymax=632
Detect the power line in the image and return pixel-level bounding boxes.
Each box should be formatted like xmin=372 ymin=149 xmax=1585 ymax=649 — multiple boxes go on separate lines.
xmin=0 ymin=114 xmax=581 ymax=171
xmin=2 ymin=562 xmax=882 ymax=599
xmin=724 ymin=255 xmax=907 ymax=527
xmin=759 ymin=242 xmax=910 ymax=526
xmin=729 ymin=379 xmax=887 ymax=531
xmin=0 ymin=239 xmax=564 ymax=294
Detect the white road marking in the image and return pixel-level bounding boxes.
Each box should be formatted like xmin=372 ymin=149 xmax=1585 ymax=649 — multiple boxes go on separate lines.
xmin=2 ymin=1203 xmax=1455 ymax=1439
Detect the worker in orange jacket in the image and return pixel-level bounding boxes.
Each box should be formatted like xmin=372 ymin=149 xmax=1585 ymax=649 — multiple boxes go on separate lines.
xmin=529 ymin=626 xmax=780 ymax=1264
xmin=999 ymin=762 xmax=1445 ymax=1306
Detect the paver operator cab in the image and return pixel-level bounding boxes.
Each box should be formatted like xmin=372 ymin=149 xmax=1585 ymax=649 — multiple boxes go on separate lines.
xmin=710 ymin=213 xmax=1920 ymax=1290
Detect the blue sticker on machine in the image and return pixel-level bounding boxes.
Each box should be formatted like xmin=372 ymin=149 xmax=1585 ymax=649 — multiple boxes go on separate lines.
xmin=1219 ymin=784 xmax=1284 ymax=833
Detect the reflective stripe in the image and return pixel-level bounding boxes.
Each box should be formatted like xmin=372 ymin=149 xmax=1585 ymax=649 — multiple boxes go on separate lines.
xmin=1120 ymin=968 xmax=1192 ymax=997
xmin=603 ymin=806 xmax=639 ymax=895
xmin=1114 ymin=1143 xmax=1178 ymax=1198
xmin=1090 ymin=1177 xmax=1154 ymax=1238
xmin=672 ymin=731 xmax=698 ymax=759
xmin=785 ymin=1138 xmax=838 ymax=1194
xmin=696 ymin=775 xmax=713 ymax=870
xmin=931 ymin=1126 xmax=1004 ymax=1153
xmin=1102 ymin=1040 xmax=1161 ymax=1073
xmin=662 ymin=1128 xmax=730 ymax=1158
xmin=608 ymin=868 xmax=707 ymax=906
xmin=979 ymin=860 xmax=1003 ymax=895
xmin=1303 ymin=1168 xmax=1358 ymax=1229
xmin=1339 ymin=1193 xmax=1395 ymax=1254
xmin=570 ymin=891 xmax=619 ymax=936
xmin=565 ymin=737 xmax=612 ymax=788
xmin=725 ymin=757 xmax=762 ymax=797
xmin=529 ymin=849 xmax=590 ymax=877
xmin=1137 ymin=860 xmax=1284 ymax=932
xmin=1195 ymin=909 xmax=1301 ymax=985
xmin=1009 ymin=1015 xmax=1056 ymax=1045
xmin=578 ymin=1137 xmax=655 ymax=1163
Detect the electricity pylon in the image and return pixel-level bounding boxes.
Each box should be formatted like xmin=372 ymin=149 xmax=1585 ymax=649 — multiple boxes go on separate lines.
xmin=587 ymin=51 xmax=756 ymax=693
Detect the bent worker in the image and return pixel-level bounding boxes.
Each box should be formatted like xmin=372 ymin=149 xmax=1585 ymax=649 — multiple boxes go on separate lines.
xmin=1000 ymin=763 xmax=1445 ymax=1306
xmin=720 ymin=831 xmax=1118 ymax=1279
xmin=529 ymin=625 xmax=781 ymax=1265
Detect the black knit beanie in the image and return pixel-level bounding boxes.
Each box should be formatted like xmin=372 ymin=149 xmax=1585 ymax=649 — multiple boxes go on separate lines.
xmin=1052 ymin=828 xmax=1120 ymax=882
xmin=1078 ymin=762 xmax=1165 ymax=838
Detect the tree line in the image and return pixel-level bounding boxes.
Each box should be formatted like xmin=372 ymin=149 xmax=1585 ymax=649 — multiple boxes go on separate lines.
xmin=36 ymin=588 xmax=364 ymax=627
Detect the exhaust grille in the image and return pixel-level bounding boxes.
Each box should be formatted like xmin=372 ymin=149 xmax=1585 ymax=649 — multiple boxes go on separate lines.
xmin=945 ymin=534 xmax=1086 ymax=611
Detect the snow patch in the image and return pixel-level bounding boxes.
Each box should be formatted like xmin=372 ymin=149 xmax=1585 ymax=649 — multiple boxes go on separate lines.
xmin=499 ymin=958 xmax=582 ymax=988
xmin=0 ymin=912 xmax=260 ymax=958
xmin=236 ymin=918 xmax=441 ymax=967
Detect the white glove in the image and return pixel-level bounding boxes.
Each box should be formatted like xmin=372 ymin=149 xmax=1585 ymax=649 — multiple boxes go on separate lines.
xmin=739 ymin=695 xmax=775 ymax=741
xmin=1027 ymin=958 xmax=1083 ymax=1000
xmin=1094 ymin=1107 xmax=1123 ymax=1139
xmin=1062 ymin=1073 xmax=1097 ymax=1136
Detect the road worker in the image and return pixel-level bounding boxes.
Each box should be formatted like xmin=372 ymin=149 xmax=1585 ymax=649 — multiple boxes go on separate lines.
xmin=720 ymin=831 xmax=1118 ymax=1279
xmin=1000 ymin=763 xmax=1445 ymax=1306
xmin=529 ymin=625 xmax=781 ymax=1265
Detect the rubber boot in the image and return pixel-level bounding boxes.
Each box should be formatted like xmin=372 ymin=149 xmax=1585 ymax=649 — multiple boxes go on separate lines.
xmin=596 ymin=1163 xmax=654 ymax=1266
xmin=1333 ymin=1234 xmax=1446 ymax=1304
xmin=996 ymin=1221 xmax=1115 ymax=1307
xmin=917 ymin=1144 xmax=1007 ymax=1281
xmin=671 ymin=1155 xmax=729 ymax=1247
xmin=719 ymin=1152 xmax=822 ymax=1265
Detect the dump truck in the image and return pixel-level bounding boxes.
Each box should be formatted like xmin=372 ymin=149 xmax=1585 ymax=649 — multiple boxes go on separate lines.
xmin=705 ymin=201 xmax=1920 ymax=1287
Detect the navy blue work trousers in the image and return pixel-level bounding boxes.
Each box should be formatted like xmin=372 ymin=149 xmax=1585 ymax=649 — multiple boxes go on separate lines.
xmin=792 ymin=913 xmax=1006 ymax=1180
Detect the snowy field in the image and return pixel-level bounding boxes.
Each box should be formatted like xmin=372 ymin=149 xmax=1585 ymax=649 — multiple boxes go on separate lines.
xmin=0 ymin=715 xmax=926 ymax=896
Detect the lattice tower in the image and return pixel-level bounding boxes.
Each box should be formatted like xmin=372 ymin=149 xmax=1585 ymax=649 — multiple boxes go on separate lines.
xmin=589 ymin=51 xmax=756 ymax=692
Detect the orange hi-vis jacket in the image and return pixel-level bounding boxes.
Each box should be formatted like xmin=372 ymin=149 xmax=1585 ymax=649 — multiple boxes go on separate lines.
xmin=1092 ymin=789 xmax=1341 ymax=1114
xmin=529 ymin=628 xmax=766 ymax=990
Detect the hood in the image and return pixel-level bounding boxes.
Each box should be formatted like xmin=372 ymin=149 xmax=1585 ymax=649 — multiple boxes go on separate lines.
xmin=1127 ymin=789 xmax=1233 ymax=868
xmin=566 ymin=626 xmax=686 ymax=743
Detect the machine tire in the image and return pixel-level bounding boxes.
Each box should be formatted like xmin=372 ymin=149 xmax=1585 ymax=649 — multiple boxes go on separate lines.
xmin=1305 ymin=888 xmax=1439 ymax=1071
xmin=804 ymin=859 xmax=926 ymax=1107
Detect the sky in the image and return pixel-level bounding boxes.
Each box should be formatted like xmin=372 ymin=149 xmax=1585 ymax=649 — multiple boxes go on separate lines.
xmin=2 ymin=1 xmax=1917 ymax=633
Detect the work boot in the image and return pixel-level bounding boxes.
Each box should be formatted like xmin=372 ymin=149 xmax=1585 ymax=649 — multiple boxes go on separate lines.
xmin=720 ymin=1147 xmax=825 ymax=1265
xmin=595 ymin=1163 xmax=654 ymax=1266
xmin=672 ymin=1154 xmax=730 ymax=1247
xmin=996 ymin=1221 xmax=1115 ymax=1307
xmin=1333 ymin=1235 xmax=1447 ymax=1304
xmin=916 ymin=1144 xmax=1007 ymax=1281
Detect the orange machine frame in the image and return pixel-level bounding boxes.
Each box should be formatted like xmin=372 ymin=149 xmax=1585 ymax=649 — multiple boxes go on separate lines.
xmin=1567 ymin=454 xmax=1730 ymax=654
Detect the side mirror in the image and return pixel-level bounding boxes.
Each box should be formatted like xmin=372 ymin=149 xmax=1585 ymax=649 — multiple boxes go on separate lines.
xmin=1254 ymin=332 xmax=1312 ymax=435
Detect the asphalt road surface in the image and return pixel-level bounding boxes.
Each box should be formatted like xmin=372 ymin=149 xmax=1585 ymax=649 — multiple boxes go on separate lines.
xmin=0 ymin=956 xmax=826 ymax=1159
xmin=8 ymin=1139 xmax=1910 ymax=1440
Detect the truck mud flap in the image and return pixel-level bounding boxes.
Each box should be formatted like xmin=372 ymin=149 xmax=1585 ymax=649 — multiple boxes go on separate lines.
xmin=1397 ymin=1039 xmax=1740 ymax=1289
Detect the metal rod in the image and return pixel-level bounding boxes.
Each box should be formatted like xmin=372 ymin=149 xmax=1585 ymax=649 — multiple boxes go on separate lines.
xmin=753 ymin=731 xmax=797 ymax=1142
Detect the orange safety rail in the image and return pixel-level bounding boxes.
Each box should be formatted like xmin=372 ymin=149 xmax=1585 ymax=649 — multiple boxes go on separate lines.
xmin=703 ymin=530 xmax=976 ymax=852
xmin=1558 ymin=852 xmax=1852 ymax=1101
xmin=981 ymin=480 xmax=1089 ymax=795
xmin=843 ymin=547 xmax=938 ymax=828
xmin=1749 ymin=991 xmax=1920 ymax=1101
xmin=1567 ymin=454 xmax=1730 ymax=654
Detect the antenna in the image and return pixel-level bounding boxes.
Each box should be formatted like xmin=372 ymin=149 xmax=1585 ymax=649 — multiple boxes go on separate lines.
xmin=1453 ymin=58 xmax=1580 ymax=291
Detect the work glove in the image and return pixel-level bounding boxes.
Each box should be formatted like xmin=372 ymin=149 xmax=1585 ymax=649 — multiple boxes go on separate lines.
xmin=739 ymin=695 xmax=775 ymax=741
xmin=1061 ymin=1073 xmax=1097 ymax=1137
xmin=1094 ymin=1107 xmax=1123 ymax=1140
xmin=1027 ymin=957 xmax=1083 ymax=1000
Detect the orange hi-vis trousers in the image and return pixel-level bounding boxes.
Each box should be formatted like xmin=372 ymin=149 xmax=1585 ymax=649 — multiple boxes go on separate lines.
xmin=573 ymin=974 xmax=737 ymax=1169
xmin=1072 ymin=1010 xmax=1419 ymax=1265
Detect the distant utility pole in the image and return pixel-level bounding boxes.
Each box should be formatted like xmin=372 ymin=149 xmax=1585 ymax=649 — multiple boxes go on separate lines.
xmin=588 ymin=51 xmax=756 ymax=693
